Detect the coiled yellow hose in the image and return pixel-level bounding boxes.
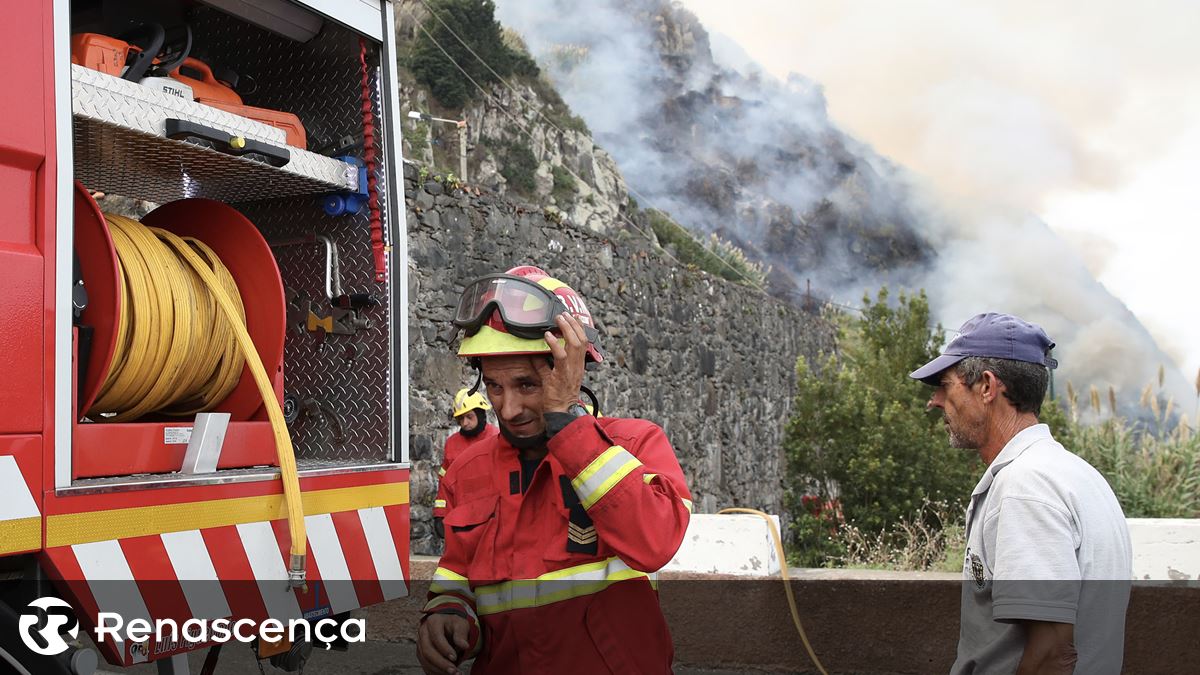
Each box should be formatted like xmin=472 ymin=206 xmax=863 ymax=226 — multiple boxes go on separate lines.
xmin=91 ymin=212 xmax=307 ymax=585
xmin=91 ymin=215 xmax=245 ymax=421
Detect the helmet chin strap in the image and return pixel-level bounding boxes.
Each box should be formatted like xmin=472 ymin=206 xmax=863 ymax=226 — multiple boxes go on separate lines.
xmin=580 ymin=385 xmax=601 ymax=417
xmin=467 ymin=360 xmax=483 ymax=395
xmin=499 ymin=424 xmax=548 ymax=451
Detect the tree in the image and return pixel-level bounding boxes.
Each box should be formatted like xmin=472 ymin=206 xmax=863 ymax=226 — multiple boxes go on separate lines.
xmin=784 ymin=288 xmax=980 ymax=544
xmin=408 ymin=0 xmax=539 ymax=109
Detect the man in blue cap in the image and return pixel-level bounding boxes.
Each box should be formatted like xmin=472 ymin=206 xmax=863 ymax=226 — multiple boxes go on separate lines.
xmin=910 ymin=312 xmax=1131 ymax=675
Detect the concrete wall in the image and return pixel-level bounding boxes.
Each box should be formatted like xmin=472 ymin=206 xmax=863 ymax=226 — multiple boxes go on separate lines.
xmin=1128 ymin=518 xmax=1200 ymax=581
xmin=369 ymin=560 xmax=1200 ymax=674
xmin=404 ymin=165 xmax=835 ymax=554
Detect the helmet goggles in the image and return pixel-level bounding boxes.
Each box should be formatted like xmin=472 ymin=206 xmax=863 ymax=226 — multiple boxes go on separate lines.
xmin=453 ymin=273 xmax=599 ymax=343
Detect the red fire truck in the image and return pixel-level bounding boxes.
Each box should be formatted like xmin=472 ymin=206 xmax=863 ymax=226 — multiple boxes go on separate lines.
xmin=0 ymin=1 xmax=410 ymax=672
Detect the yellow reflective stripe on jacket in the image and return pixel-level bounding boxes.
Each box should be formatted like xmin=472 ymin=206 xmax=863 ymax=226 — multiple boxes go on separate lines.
xmin=438 ymin=466 xmax=447 ymax=477
xmin=682 ymin=498 xmax=693 ymax=513
xmin=430 ymin=566 xmax=474 ymax=599
xmin=433 ymin=499 xmax=447 ymax=509
xmin=572 ymin=446 xmax=643 ymax=509
xmin=474 ymin=557 xmax=654 ymax=616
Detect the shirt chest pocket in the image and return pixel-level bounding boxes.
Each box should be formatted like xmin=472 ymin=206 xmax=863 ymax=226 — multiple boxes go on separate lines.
xmin=444 ymin=495 xmax=498 ymax=563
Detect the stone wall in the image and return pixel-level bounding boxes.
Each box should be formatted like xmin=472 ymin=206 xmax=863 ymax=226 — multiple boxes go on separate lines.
xmin=404 ymin=165 xmax=835 ymax=554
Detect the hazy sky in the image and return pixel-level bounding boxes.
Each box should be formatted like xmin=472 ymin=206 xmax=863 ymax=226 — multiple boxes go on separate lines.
xmin=680 ymin=0 xmax=1200 ymax=381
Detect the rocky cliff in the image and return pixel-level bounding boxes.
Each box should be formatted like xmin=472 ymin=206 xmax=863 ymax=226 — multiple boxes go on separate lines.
xmin=394 ymin=0 xmax=631 ymax=237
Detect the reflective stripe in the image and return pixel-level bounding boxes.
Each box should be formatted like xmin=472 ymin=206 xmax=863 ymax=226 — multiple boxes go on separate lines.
xmin=572 ymin=446 xmax=642 ymax=509
xmin=433 ymin=499 xmax=447 ymax=509
xmin=682 ymin=498 xmax=693 ymax=513
xmin=0 ymin=456 xmax=40 ymax=554
xmin=423 ymin=594 xmax=478 ymax=621
xmin=430 ymin=566 xmax=474 ymax=599
xmin=47 ymin=483 xmax=409 ymax=548
xmin=438 ymin=467 xmax=447 ymax=477
xmin=475 ymin=557 xmax=652 ymax=616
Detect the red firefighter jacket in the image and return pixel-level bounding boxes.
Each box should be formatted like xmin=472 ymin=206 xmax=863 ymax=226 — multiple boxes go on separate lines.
xmin=434 ymin=423 xmax=500 ymax=518
xmin=424 ymin=415 xmax=693 ymax=674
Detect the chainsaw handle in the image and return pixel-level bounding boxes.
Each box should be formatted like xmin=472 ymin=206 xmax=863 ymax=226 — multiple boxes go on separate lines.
xmin=155 ymin=24 xmax=193 ymax=75
xmin=179 ymin=57 xmax=220 ymax=85
xmin=120 ymin=23 xmax=165 ymax=82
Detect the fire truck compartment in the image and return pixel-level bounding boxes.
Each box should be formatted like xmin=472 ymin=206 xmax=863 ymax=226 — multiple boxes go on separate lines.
xmin=68 ymin=1 xmax=403 ymax=484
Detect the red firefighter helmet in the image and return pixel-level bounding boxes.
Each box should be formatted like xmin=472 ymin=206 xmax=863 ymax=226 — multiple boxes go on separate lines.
xmin=454 ymin=265 xmax=604 ymax=363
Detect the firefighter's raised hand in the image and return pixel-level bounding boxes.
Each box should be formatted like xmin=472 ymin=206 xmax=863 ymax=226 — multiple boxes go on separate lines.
xmin=417 ymin=612 xmax=473 ymax=675
xmin=537 ymin=312 xmax=587 ymax=413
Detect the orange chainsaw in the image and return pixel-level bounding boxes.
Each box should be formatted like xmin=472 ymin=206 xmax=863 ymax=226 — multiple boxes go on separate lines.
xmin=71 ymin=25 xmax=308 ymax=149
xmin=169 ymin=56 xmax=308 ymax=149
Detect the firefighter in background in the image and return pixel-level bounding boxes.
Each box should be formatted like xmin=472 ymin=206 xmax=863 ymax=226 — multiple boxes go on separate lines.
xmin=433 ymin=388 xmax=499 ymax=538
xmin=416 ymin=266 xmax=692 ymax=675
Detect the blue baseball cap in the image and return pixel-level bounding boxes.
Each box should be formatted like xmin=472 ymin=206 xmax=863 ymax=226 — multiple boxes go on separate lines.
xmin=910 ymin=312 xmax=1059 ymax=385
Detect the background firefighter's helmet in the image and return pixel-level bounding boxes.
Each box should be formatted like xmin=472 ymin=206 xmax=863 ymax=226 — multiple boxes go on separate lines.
xmin=456 ymin=265 xmax=604 ymax=363
xmin=452 ymin=387 xmax=491 ymax=418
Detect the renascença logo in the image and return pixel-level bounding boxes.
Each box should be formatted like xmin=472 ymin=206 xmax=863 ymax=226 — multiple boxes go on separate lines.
xmin=18 ymin=597 xmax=79 ymax=656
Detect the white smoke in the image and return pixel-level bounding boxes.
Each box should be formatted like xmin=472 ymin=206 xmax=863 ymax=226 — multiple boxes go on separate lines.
xmin=493 ymin=0 xmax=1194 ymax=410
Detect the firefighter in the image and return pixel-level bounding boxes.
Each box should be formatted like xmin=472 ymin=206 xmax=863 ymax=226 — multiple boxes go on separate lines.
xmin=433 ymin=388 xmax=499 ymax=538
xmin=416 ymin=266 xmax=693 ymax=675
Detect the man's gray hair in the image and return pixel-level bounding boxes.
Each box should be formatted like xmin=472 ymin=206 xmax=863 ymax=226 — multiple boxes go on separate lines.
xmin=955 ymin=357 xmax=1049 ymax=415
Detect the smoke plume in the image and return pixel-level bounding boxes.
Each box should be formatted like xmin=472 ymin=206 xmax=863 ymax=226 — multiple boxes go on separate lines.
xmin=494 ymin=0 xmax=1193 ymax=411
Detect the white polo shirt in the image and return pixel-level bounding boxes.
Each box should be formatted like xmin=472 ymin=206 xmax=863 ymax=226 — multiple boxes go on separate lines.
xmin=950 ymin=424 xmax=1132 ymax=675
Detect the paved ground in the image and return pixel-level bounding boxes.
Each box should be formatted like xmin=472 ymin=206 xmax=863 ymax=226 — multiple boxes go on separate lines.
xmin=94 ymin=638 xmax=786 ymax=674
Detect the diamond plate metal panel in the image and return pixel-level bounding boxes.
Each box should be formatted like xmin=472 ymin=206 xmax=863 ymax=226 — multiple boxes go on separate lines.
xmin=246 ymin=199 xmax=393 ymax=464
xmin=190 ymin=7 xmax=373 ymax=155
xmin=72 ymin=64 xmax=357 ymax=203
xmin=190 ymin=10 xmax=399 ymax=464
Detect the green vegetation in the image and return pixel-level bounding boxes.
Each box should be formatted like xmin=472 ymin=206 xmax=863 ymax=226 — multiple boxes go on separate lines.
xmin=704 ymin=234 xmax=770 ymax=289
xmin=406 ymin=120 xmax=431 ymax=156
xmin=409 ymin=0 xmax=539 ymax=109
xmin=551 ymin=165 xmax=577 ymax=202
xmin=785 ymin=289 xmax=1200 ymax=569
xmin=645 ymin=209 xmax=770 ymax=289
xmin=483 ymin=137 xmax=537 ymax=195
xmin=784 ymin=289 xmax=978 ymax=568
xmin=1054 ymin=379 xmax=1200 ymax=518
xmin=833 ymin=500 xmax=966 ymax=573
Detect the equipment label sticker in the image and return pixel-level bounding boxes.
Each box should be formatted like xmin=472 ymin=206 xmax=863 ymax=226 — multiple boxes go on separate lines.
xmin=164 ymin=427 xmax=193 ymax=445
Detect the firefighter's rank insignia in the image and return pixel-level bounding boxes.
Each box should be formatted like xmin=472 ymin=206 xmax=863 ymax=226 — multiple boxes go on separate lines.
xmin=560 ymin=476 xmax=599 ymax=554
xmin=568 ymin=521 xmax=597 ymax=546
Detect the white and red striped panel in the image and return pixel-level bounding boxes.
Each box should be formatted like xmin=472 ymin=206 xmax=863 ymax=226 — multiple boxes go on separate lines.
xmin=42 ymin=503 xmax=408 ymax=666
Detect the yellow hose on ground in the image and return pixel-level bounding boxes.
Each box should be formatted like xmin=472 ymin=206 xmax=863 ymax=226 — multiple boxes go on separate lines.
xmin=718 ymin=507 xmax=830 ymax=675
xmin=92 ymin=212 xmax=306 ymax=586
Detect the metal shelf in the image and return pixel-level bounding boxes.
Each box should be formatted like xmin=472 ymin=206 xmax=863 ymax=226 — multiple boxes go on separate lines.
xmin=71 ymin=64 xmax=358 ymax=204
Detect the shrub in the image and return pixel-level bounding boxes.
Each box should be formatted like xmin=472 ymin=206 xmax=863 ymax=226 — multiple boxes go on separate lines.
xmin=836 ymin=500 xmax=965 ymax=572
xmin=645 ymin=209 xmax=767 ymax=288
xmin=787 ymin=497 xmax=848 ymax=568
xmin=551 ymin=165 xmax=577 ymax=202
xmin=484 ymin=137 xmax=537 ymax=195
xmin=784 ymin=288 xmax=980 ymax=540
xmin=1050 ymin=378 xmax=1200 ymax=518
xmin=704 ymin=234 xmax=770 ymax=289
xmin=408 ymin=0 xmax=539 ymax=109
